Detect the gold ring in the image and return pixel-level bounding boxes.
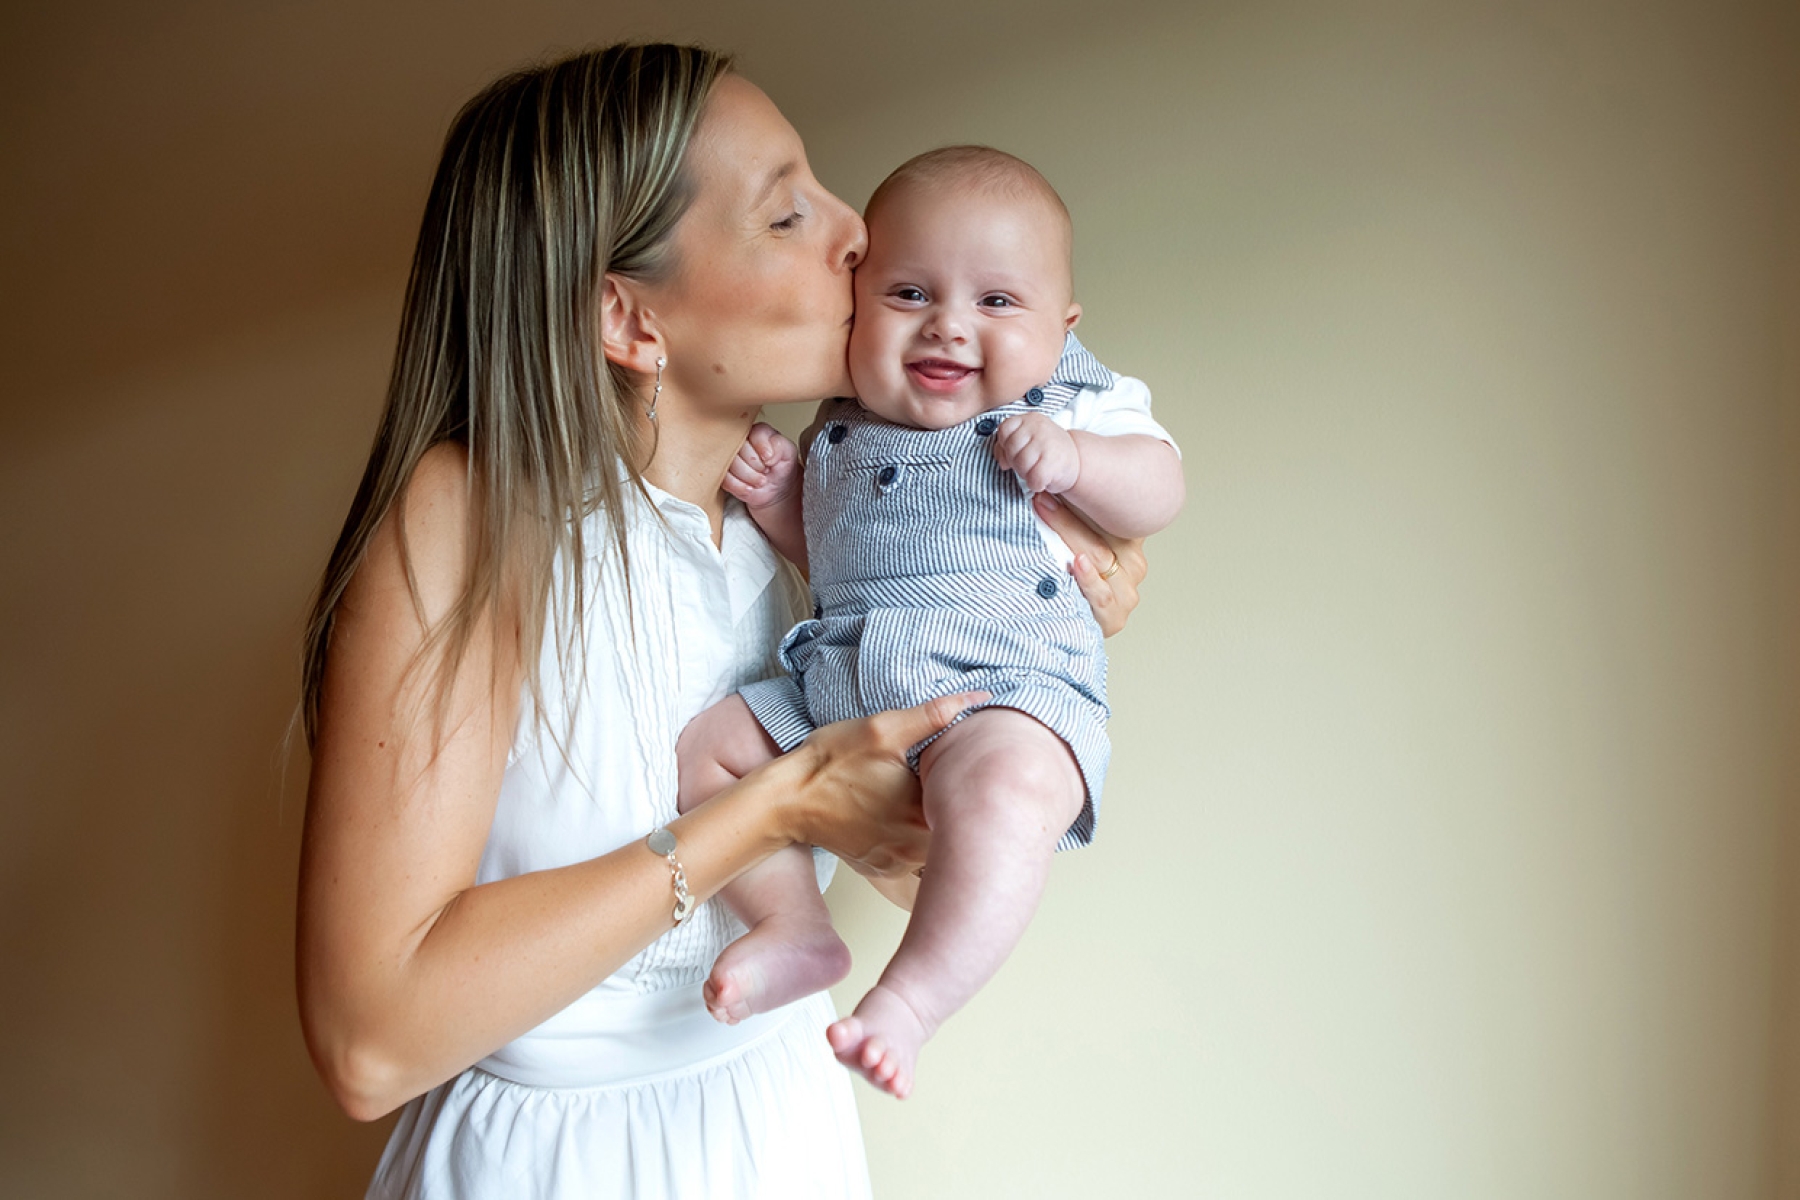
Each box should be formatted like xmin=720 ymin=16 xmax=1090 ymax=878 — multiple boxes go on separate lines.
xmin=1099 ymin=555 xmax=1122 ymax=581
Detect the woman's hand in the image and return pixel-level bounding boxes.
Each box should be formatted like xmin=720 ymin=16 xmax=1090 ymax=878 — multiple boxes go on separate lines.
xmin=771 ymin=690 xmax=987 ymax=879
xmin=1032 ymin=492 xmax=1148 ymax=637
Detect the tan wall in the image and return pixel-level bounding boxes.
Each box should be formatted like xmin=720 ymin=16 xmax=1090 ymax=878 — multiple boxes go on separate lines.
xmin=1773 ymin=3 xmax=1800 ymax=1195
xmin=0 ymin=2 xmax=1791 ymax=1197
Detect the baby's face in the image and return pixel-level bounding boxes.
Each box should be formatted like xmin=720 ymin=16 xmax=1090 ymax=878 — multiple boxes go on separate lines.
xmin=847 ymin=185 xmax=1079 ymax=430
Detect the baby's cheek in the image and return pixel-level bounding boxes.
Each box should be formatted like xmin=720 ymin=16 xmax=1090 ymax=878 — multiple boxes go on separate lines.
xmin=845 ymin=320 xmax=884 ymax=399
xmin=845 ymin=327 xmax=871 ymax=385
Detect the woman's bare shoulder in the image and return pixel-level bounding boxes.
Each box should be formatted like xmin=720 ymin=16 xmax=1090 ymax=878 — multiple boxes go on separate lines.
xmin=346 ymin=442 xmax=473 ymax=623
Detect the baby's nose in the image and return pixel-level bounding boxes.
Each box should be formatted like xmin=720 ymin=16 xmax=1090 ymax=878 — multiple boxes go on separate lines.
xmin=924 ymin=310 xmax=967 ymax=341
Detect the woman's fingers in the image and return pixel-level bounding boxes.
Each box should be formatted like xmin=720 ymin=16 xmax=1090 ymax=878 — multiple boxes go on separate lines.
xmin=1068 ymin=550 xmax=1117 ymax=629
xmin=1033 ymin=491 xmax=1103 ymax=563
xmin=795 ymin=690 xmax=988 ymax=880
xmin=1032 ymin=493 xmax=1147 ymax=637
xmin=872 ymin=689 xmax=990 ymax=753
xmin=853 ymin=813 xmax=932 ymax=879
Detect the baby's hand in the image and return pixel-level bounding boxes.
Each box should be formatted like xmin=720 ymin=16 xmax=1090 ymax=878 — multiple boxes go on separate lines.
xmin=991 ymin=413 xmax=1080 ymax=495
xmin=723 ymin=423 xmax=801 ymax=510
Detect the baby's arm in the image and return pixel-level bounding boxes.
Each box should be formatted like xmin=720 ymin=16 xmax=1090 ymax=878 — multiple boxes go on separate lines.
xmin=723 ymin=422 xmax=808 ymax=570
xmin=991 ymin=416 xmax=1185 ymax=539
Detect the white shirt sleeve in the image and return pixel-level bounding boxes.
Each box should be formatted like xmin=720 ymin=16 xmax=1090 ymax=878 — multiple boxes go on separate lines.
xmin=1050 ymin=371 xmax=1180 ymax=456
xmin=1026 ymin=370 xmax=1180 ymax=568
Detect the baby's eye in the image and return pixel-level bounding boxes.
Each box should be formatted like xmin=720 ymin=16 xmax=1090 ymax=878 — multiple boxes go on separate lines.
xmin=979 ymin=294 xmax=1015 ymax=309
xmin=891 ymin=286 xmax=927 ymax=303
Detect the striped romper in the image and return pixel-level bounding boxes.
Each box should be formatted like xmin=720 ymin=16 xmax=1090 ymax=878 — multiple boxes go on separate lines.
xmin=741 ymin=335 xmax=1122 ymax=850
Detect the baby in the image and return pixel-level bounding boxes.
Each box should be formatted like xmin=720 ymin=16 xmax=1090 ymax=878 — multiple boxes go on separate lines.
xmin=675 ymin=146 xmax=1185 ymax=1098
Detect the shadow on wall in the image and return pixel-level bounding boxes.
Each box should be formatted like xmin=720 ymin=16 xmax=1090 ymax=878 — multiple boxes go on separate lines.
xmin=0 ymin=300 xmax=400 ymax=1196
xmin=198 ymin=675 xmax=400 ymax=1192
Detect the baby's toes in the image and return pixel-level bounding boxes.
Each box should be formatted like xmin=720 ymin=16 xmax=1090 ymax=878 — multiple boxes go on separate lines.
xmin=827 ymin=1017 xmax=863 ymax=1060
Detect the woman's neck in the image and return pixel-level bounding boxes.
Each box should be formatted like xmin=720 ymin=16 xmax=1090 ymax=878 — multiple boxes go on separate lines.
xmin=635 ymin=400 xmax=759 ymax=545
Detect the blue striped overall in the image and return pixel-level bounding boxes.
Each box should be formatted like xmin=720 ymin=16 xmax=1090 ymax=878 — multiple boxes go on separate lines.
xmin=741 ymin=336 xmax=1114 ymax=851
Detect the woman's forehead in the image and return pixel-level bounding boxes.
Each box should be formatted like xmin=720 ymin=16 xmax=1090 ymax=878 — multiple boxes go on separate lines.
xmin=688 ymin=75 xmax=807 ymax=210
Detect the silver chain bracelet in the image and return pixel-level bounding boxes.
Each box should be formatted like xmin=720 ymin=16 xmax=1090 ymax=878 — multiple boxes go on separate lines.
xmin=646 ymin=827 xmax=695 ymax=926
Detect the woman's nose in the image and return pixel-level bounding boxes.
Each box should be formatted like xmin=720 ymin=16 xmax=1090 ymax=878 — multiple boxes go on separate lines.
xmin=835 ymin=199 xmax=868 ymax=271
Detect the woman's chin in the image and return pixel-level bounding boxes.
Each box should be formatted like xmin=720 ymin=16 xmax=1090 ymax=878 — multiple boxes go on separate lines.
xmin=800 ymin=368 xmax=856 ymax=404
xmin=764 ymin=383 xmax=849 ymax=408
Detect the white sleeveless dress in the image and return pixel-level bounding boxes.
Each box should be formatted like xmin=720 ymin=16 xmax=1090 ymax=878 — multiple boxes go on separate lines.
xmin=366 ymin=484 xmax=871 ymax=1200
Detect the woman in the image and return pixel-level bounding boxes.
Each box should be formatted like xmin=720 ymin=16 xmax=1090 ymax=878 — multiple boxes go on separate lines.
xmin=297 ymin=43 xmax=1145 ymax=1197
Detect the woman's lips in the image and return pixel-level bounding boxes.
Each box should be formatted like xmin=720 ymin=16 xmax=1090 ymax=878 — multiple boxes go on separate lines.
xmin=906 ymin=358 xmax=978 ymax=394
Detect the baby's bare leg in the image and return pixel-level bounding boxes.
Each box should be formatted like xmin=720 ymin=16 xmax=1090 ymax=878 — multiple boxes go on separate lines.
xmin=676 ymin=695 xmax=850 ymax=1024
xmin=826 ymin=708 xmax=1084 ymax=1098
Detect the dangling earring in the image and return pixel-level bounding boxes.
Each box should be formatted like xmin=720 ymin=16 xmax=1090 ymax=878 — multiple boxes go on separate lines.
xmin=647 ymin=356 xmax=665 ymax=422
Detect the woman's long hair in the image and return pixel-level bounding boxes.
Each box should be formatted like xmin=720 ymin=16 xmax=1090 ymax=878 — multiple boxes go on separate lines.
xmin=300 ymin=43 xmax=732 ymax=747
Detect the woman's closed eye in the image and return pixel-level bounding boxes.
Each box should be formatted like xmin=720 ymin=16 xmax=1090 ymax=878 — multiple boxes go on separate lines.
xmin=769 ymin=193 xmax=813 ymax=233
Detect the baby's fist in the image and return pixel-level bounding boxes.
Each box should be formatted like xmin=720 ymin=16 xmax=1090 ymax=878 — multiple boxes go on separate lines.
xmin=991 ymin=413 xmax=1080 ymax=495
xmin=723 ymin=423 xmax=800 ymax=510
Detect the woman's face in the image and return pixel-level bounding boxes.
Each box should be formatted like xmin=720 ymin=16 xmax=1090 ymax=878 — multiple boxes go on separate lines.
xmin=648 ymin=75 xmax=867 ymax=411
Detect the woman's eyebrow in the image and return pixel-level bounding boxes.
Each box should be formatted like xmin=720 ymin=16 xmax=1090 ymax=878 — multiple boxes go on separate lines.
xmin=751 ymin=161 xmax=800 ymax=209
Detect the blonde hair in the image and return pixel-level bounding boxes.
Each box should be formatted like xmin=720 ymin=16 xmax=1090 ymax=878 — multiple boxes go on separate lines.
xmin=300 ymin=43 xmax=733 ymax=747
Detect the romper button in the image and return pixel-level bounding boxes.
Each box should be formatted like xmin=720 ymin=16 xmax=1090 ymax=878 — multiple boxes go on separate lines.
xmin=876 ymin=465 xmax=899 ymax=486
xmin=812 ymin=602 xmax=823 ymax=619
xmin=1036 ymin=576 xmax=1059 ymax=599
xmin=1025 ymin=387 xmax=1045 ymax=406
xmin=975 ymin=417 xmax=999 ymax=437
xmin=827 ymin=424 xmax=848 ymax=444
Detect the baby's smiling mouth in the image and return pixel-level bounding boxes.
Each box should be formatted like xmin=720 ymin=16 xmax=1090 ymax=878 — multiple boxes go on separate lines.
xmin=906 ymin=358 xmax=979 ymax=392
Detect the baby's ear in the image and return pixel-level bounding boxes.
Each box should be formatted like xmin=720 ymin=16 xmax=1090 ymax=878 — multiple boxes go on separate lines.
xmin=1064 ymin=302 xmax=1082 ymax=332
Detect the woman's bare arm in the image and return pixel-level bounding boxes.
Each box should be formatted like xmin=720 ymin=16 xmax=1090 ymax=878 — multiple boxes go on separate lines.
xmin=297 ymin=446 xmax=960 ymax=1121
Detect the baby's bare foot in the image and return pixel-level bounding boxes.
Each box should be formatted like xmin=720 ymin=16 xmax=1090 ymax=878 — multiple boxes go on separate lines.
xmin=825 ymin=983 xmax=932 ymax=1099
xmin=703 ymin=914 xmax=851 ymax=1025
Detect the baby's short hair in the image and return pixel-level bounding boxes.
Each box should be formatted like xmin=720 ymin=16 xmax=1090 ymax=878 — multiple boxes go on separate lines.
xmin=866 ymin=145 xmax=1071 ymax=238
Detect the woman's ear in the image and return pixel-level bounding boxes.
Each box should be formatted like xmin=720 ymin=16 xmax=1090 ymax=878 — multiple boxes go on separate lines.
xmin=600 ymin=274 xmax=664 ymax=372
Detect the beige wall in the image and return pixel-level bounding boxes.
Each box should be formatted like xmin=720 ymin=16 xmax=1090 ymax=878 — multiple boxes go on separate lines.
xmin=1774 ymin=3 xmax=1800 ymax=1195
xmin=0 ymin=2 xmax=1792 ymax=1197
